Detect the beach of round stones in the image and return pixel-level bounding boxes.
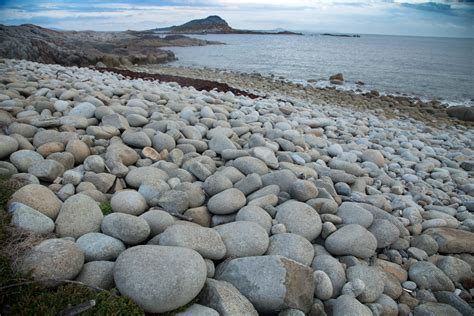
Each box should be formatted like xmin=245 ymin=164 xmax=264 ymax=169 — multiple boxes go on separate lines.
xmin=0 ymin=58 xmax=473 ymax=315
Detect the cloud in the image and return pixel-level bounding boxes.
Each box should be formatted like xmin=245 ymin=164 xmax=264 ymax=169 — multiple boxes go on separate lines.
xmin=0 ymin=0 xmax=472 ymax=37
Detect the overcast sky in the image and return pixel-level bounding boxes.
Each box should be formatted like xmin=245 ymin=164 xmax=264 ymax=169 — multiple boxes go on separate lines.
xmin=0 ymin=0 xmax=473 ymax=37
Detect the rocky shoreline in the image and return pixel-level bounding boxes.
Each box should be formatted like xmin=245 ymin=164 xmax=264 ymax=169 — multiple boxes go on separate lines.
xmin=134 ymin=64 xmax=474 ymax=127
xmin=0 ymin=58 xmax=473 ymax=315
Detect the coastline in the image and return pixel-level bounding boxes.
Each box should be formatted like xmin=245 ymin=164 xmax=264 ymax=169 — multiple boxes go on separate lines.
xmin=130 ymin=64 xmax=473 ymax=127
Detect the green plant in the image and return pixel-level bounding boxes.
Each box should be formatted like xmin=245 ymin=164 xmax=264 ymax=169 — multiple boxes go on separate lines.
xmin=99 ymin=201 xmax=113 ymax=215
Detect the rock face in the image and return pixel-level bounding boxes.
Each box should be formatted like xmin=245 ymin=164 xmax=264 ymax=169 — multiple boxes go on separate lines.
xmin=114 ymin=245 xmax=207 ymax=313
xmin=216 ymin=256 xmax=315 ymax=313
xmin=19 ymin=239 xmax=84 ymax=281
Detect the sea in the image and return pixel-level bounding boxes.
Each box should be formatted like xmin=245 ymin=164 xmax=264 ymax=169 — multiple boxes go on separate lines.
xmin=167 ymin=34 xmax=474 ymax=106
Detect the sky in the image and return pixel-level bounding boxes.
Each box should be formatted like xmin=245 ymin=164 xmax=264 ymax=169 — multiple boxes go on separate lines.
xmin=0 ymin=0 xmax=473 ymax=38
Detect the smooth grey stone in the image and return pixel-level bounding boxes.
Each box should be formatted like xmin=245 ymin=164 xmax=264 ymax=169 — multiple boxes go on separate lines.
xmin=198 ymin=278 xmax=258 ymax=316
xmin=435 ymin=256 xmax=472 ymax=283
xmin=232 ymin=156 xmax=269 ymax=175
xmin=110 ymin=190 xmax=147 ymax=216
xmin=160 ymin=224 xmax=226 ymax=260
xmin=76 ymin=261 xmax=115 ymax=290
xmin=175 ymin=182 xmax=205 ymax=208
xmin=19 ymin=239 xmax=84 ymax=281
xmin=9 ymin=202 xmax=55 ymax=234
xmin=125 ymin=166 xmax=169 ymax=188
xmin=325 ymin=224 xmax=377 ymax=259
xmin=413 ymin=302 xmax=462 ymax=316
xmin=265 ymin=233 xmax=315 ymax=266
xmin=235 ymin=205 xmax=272 ymax=234
xmin=55 ymin=194 xmax=103 ymax=239
xmin=290 ymin=179 xmax=319 ymax=202
xmin=410 ymin=234 xmax=439 ymax=255
xmin=69 ymin=102 xmax=96 ymax=118
xmin=158 ymin=189 xmax=189 ymax=214
xmin=337 ymin=202 xmax=374 ymax=228
xmin=209 ymin=134 xmax=236 ymax=154
xmin=208 ymin=188 xmax=246 ymax=215
xmin=152 ymin=131 xmax=176 ymax=151
xmin=275 ymin=200 xmax=322 ymax=241
xmin=312 ymin=255 xmax=346 ymax=297
xmin=214 ymin=221 xmax=269 ymax=258
xmin=114 ymin=245 xmax=207 ymax=313
xmin=261 ymin=169 xmax=298 ymax=193
xmin=368 ymin=219 xmax=400 ymax=248
xmin=250 ymin=146 xmax=279 ymax=168
xmin=9 ymin=150 xmax=44 ymax=172
xmin=101 ymin=213 xmax=150 ymax=245
xmin=234 ymin=173 xmax=262 ymax=195
xmin=0 ymin=134 xmax=19 ymax=159
xmin=138 ymin=181 xmax=170 ymax=207
xmin=313 ymin=270 xmax=333 ymax=300
xmin=28 ymin=159 xmax=64 ymax=182
xmin=408 ymin=261 xmax=454 ymax=291
xmin=176 ymin=304 xmax=219 ymax=316
xmin=434 ymin=291 xmax=473 ymax=316
xmin=346 ymin=265 xmax=385 ymax=303
xmin=216 ymin=255 xmax=315 ymax=314
xmin=8 ymin=183 xmax=62 ymax=220
xmin=122 ymin=130 xmax=151 ymax=148
xmin=139 ymin=209 xmax=175 ymax=236
xmin=76 ymin=232 xmax=126 ymax=262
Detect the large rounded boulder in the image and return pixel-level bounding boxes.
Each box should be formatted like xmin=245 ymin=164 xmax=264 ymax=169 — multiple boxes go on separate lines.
xmin=114 ymin=245 xmax=207 ymax=313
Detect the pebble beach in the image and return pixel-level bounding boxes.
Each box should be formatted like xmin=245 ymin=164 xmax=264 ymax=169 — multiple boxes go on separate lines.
xmin=0 ymin=58 xmax=473 ymax=315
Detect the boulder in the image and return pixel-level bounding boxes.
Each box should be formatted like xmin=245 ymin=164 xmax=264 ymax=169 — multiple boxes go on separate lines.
xmin=76 ymin=261 xmax=115 ymax=290
xmin=214 ymin=221 xmax=269 ymax=258
xmin=408 ymin=262 xmax=454 ymax=291
xmin=76 ymin=232 xmax=126 ymax=262
xmin=9 ymin=202 xmax=55 ymax=234
xmin=110 ymin=190 xmax=147 ymax=216
xmin=325 ymin=224 xmax=377 ymax=258
xmin=275 ymin=200 xmax=322 ymax=241
xmin=101 ymin=213 xmax=150 ymax=245
xmin=207 ymin=188 xmax=246 ymax=215
xmin=424 ymin=227 xmax=474 ymax=254
xmin=8 ymin=184 xmax=62 ymax=220
xmin=265 ymin=233 xmax=315 ymax=266
xmin=19 ymin=239 xmax=84 ymax=281
xmin=447 ymin=106 xmax=474 ymax=122
xmin=114 ymin=245 xmax=207 ymax=313
xmin=216 ymin=255 xmax=315 ymax=313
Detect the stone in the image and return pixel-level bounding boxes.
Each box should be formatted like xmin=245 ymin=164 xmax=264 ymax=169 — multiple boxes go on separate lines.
xmin=235 ymin=205 xmax=272 ymax=234
xmin=114 ymin=245 xmax=207 ymax=313
xmin=8 ymin=184 xmax=62 ymax=219
xmin=368 ymin=219 xmax=400 ymax=248
xmin=9 ymin=150 xmax=44 ymax=172
xmin=234 ymin=173 xmax=262 ymax=196
xmin=410 ymin=234 xmax=439 ymax=255
xmin=209 ymin=134 xmax=236 ymax=154
xmin=275 ymin=200 xmax=322 ymax=241
xmin=110 ymin=190 xmax=147 ymax=216
xmin=313 ymin=270 xmax=333 ymax=300
xmin=325 ymin=224 xmax=377 ymax=258
xmin=446 ymin=106 xmax=474 ymax=122
xmin=327 ymin=144 xmax=343 ymax=157
xmin=76 ymin=261 xmax=115 ymax=290
xmin=160 ymin=224 xmax=226 ymax=260
xmin=290 ymin=180 xmax=319 ymax=202
xmin=125 ymin=166 xmax=169 ymax=188
xmin=346 ymin=265 xmax=385 ymax=303
xmin=337 ymin=202 xmax=374 ymax=228
xmin=203 ymin=173 xmax=233 ymax=196
xmin=312 ymin=255 xmax=346 ymax=297
xmin=214 ymin=221 xmax=269 ymax=258
xmin=434 ymin=291 xmax=473 ymax=316
xmin=375 ymin=294 xmax=398 ymax=316
xmin=139 ymin=209 xmax=175 ymax=236
xmin=330 ymin=295 xmax=372 ymax=316
xmin=101 ymin=213 xmax=150 ymax=245
xmin=55 ymin=194 xmax=103 ymax=239
xmin=408 ymin=262 xmax=454 ymax=291
xmin=361 ymin=149 xmax=385 ymax=167
xmin=158 ymin=190 xmax=189 ymax=214
xmin=8 ymin=202 xmax=55 ymax=234
xmin=65 ymin=140 xmax=90 ymax=164
xmin=261 ymin=169 xmax=297 ymax=193
xmin=199 ymin=279 xmax=259 ymax=315
xmin=413 ymin=302 xmax=462 ymax=316
xmin=233 ymin=156 xmax=269 ymax=175
xmin=424 ymin=227 xmax=474 ymax=254
xmin=216 ymin=255 xmax=315 ymax=313
xmin=435 ymin=256 xmax=472 ymax=283
xmin=76 ymin=232 xmax=126 ymax=262
xmin=28 ymin=159 xmax=64 ymax=182
xmin=19 ymin=239 xmax=84 ymax=281
xmin=265 ymin=233 xmax=315 ymax=266
xmin=250 ymin=146 xmax=279 ymax=168
xmin=0 ymin=135 xmax=18 ymax=159
xmin=207 ymin=188 xmax=246 ymax=215
xmin=176 ymin=304 xmax=219 ymax=316
xmin=152 ymin=131 xmax=176 ymax=152
xmin=69 ymin=102 xmax=96 ymax=118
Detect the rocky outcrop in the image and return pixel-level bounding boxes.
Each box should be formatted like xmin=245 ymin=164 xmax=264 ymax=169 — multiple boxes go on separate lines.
xmin=0 ymin=24 xmax=218 ymax=67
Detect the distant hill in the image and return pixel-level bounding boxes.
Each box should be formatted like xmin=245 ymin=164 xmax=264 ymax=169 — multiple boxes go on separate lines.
xmin=155 ymin=16 xmax=302 ymax=35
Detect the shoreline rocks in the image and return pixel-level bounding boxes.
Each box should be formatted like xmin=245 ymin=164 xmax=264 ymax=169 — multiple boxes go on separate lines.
xmin=2 ymin=59 xmax=473 ymax=315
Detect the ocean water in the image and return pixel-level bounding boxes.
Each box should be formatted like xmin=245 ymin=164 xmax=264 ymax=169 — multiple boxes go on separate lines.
xmin=167 ymin=34 xmax=474 ymax=105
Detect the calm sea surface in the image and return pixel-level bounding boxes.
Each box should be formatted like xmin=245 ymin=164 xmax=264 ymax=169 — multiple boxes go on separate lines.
xmin=167 ymin=34 xmax=474 ymax=105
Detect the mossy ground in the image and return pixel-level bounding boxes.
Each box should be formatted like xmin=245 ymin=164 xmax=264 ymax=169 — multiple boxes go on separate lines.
xmin=0 ymin=177 xmax=144 ymax=315
xmin=99 ymin=201 xmax=113 ymax=215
